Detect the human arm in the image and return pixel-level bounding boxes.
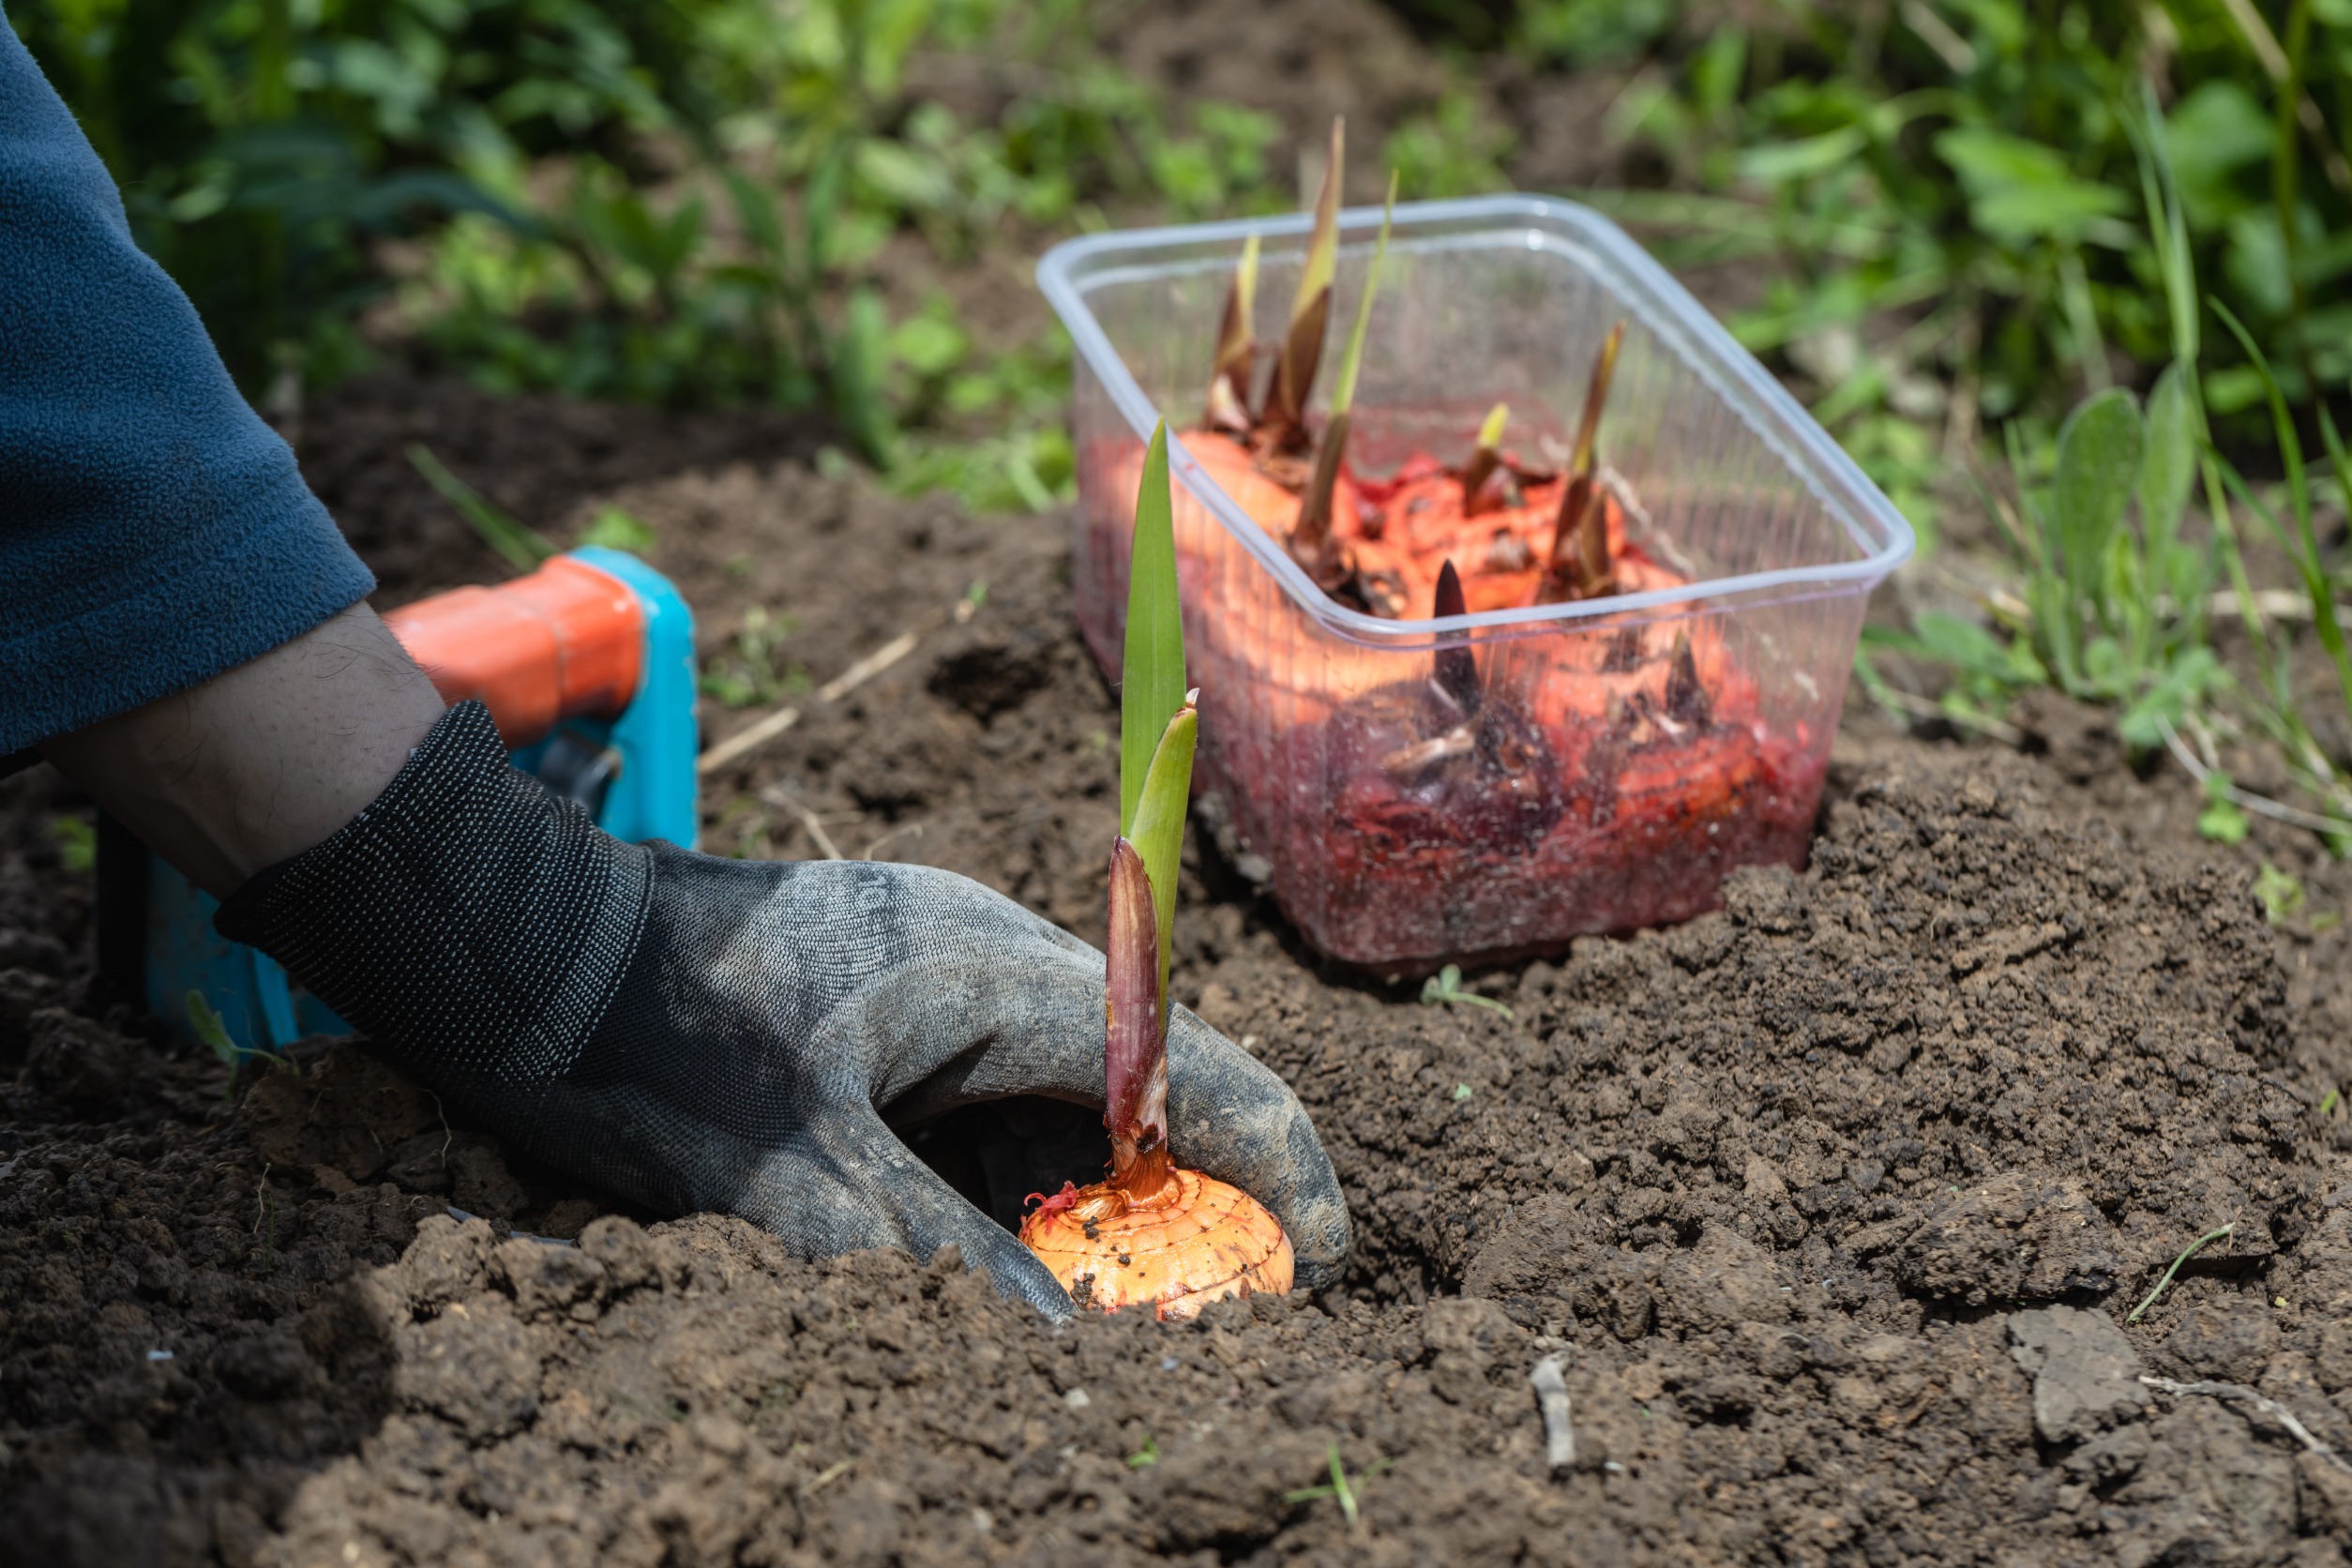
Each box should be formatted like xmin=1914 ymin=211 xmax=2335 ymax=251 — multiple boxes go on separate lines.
xmin=1 ymin=20 xmax=377 ymax=765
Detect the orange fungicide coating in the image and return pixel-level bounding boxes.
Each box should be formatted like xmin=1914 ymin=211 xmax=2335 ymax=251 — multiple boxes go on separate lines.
xmin=1019 ymin=1166 xmax=1294 ymax=1319
xmin=1184 ymin=429 xmax=1370 ymax=552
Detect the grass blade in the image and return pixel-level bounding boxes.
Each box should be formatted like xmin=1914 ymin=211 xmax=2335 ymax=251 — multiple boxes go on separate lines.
xmin=1121 ymin=422 xmax=1187 ymax=836
xmin=406 ymin=444 xmax=555 ymax=572
xmin=2127 ymin=1223 xmax=2235 ymax=1323
xmin=2127 ymin=78 xmax=2198 ymax=366
xmin=2212 ymin=302 xmax=2352 ymax=709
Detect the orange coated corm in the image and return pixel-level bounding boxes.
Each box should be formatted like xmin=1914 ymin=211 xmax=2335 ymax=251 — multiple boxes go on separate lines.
xmin=1017 ymin=426 xmax=1293 ymax=1319
xmin=1019 ymin=1146 xmax=1295 ymax=1317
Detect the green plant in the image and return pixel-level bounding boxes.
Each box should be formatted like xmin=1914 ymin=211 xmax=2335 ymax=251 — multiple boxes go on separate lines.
xmin=2254 ymin=860 xmax=2306 ymax=923
xmin=14 ymin=0 xmax=1293 ymax=508
xmin=1281 ymin=1440 xmax=1394 ymax=1529
xmin=1993 ymin=367 xmax=2223 ymax=747
xmin=1420 ymin=964 xmax=1515 ymax=1019
xmin=406 ymin=443 xmax=556 ymax=570
xmin=700 ymin=608 xmax=807 ymax=709
xmin=2200 ymin=772 xmax=2255 ymax=843
xmin=1866 ymin=99 xmax=2351 ymax=848
xmin=2205 ymin=307 xmax=2352 ymax=815
xmin=579 ymin=505 xmax=657 ymax=552
xmin=1516 ymin=0 xmax=2352 ymax=510
xmin=1016 ymin=424 xmax=1294 ymax=1317
xmin=2127 ymin=1220 xmax=2236 ymax=1323
xmin=47 ymin=817 xmax=96 ymax=874
xmin=186 ymin=989 xmax=289 ymax=1098
xmin=13 ymin=0 xmax=689 ymax=390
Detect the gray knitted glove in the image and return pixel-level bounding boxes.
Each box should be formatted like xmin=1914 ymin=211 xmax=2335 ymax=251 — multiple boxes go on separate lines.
xmin=216 ymin=701 xmax=1349 ymax=1317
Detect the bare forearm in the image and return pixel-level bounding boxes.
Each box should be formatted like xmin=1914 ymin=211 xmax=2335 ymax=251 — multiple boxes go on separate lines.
xmin=39 ymin=604 xmax=445 ymax=898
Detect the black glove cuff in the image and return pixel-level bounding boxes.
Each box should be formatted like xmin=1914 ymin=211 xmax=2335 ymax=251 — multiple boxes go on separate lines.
xmin=216 ymin=701 xmax=651 ymax=1092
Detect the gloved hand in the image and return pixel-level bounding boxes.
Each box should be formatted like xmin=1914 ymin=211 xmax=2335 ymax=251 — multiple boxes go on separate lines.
xmin=217 ymin=701 xmax=1349 ymax=1317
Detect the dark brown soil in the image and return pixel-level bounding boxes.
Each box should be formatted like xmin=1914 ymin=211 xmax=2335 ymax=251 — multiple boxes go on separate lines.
xmin=4 ymin=373 xmax=2350 ymax=1566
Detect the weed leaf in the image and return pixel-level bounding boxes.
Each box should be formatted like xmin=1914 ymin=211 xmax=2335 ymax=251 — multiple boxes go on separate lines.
xmin=2136 ymin=363 xmax=2197 ymax=559
xmin=2053 ymin=389 xmax=2142 ymax=602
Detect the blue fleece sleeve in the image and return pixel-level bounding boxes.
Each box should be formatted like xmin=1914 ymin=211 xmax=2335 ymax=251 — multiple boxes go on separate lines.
xmin=0 ymin=21 xmax=375 ymax=756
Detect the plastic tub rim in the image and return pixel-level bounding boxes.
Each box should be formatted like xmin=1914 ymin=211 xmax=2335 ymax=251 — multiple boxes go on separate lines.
xmin=1037 ymin=192 xmax=1917 ymax=649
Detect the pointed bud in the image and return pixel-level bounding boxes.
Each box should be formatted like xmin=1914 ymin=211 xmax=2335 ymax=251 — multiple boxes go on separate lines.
xmin=1208 ymin=234 xmax=1261 ymax=430
xmin=1294 ymin=174 xmax=1395 ymax=567
xmin=1459 ymin=401 xmax=1509 ymax=512
xmin=1665 ymin=629 xmax=1711 ymax=729
xmin=1536 ymin=324 xmax=1627 ymax=605
xmin=1272 ymin=117 xmax=1346 ymax=441
xmin=1568 ymin=323 xmax=1624 ymax=479
xmin=1433 ymin=559 xmax=1481 ymax=712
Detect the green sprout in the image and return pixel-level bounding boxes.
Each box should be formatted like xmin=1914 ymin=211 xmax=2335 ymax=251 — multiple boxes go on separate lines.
xmin=1119 ymin=425 xmax=1199 ymax=1011
xmin=700 ymin=608 xmax=807 ymax=710
xmin=406 ymin=444 xmax=556 ymax=572
xmin=2254 ymin=863 xmax=2305 ymax=927
xmin=1271 ymin=118 xmax=1346 ymax=440
xmin=2197 ymin=773 xmax=2251 ymax=844
xmin=1125 ymin=1435 xmax=1160 ymax=1469
xmin=1295 ymin=171 xmax=1398 ymax=559
xmin=187 ymin=990 xmax=290 ymax=1099
xmin=1421 ymin=964 xmax=1515 ymax=1020
xmin=2127 ymin=1222 xmax=2235 ymax=1324
xmin=48 ymin=817 xmax=96 ymax=874
xmin=579 ymin=505 xmax=656 ymax=553
xmin=1282 ymin=1440 xmax=1393 ymax=1529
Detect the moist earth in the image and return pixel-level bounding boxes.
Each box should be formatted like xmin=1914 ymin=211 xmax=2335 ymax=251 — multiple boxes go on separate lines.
xmin=1 ymin=380 xmax=2349 ymax=1567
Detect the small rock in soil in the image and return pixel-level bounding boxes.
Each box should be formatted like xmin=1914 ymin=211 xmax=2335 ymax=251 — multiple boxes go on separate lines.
xmin=2008 ymin=1304 xmax=2149 ymax=1442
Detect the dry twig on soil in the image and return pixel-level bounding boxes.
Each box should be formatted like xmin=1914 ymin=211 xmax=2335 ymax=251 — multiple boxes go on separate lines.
xmin=1530 ymin=1355 xmax=1576 ymax=1471
xmin=758 ymin=785 xmax=846 ymax=861
xmin=2137 ymin=1377 xmax=2351 ymax=1472
xmin=698 ymin=627 xmax=922 ymax=775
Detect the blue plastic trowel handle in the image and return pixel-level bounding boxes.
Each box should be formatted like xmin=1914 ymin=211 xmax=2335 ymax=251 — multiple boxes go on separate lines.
xmin=145 ymin=548 xmax=700 ymax=1051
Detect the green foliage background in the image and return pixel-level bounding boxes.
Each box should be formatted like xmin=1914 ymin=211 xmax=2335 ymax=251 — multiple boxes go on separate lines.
xmin=16 ymin=0 xmax=2350 ymax=496
xmin=9 ymin=0 xmax=1297 ymax=508
xmin=1490 ymin=0 xmax=2352 ymax=538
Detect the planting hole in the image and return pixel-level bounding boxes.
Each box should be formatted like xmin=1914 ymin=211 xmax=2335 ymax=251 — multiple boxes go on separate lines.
xmin=899 ymin=1097 xmax=1112 ymax=1233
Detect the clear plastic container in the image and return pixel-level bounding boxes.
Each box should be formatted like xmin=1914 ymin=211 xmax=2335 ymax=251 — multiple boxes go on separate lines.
xmin=1037 ymin=195 xmax=1914 ymax=970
